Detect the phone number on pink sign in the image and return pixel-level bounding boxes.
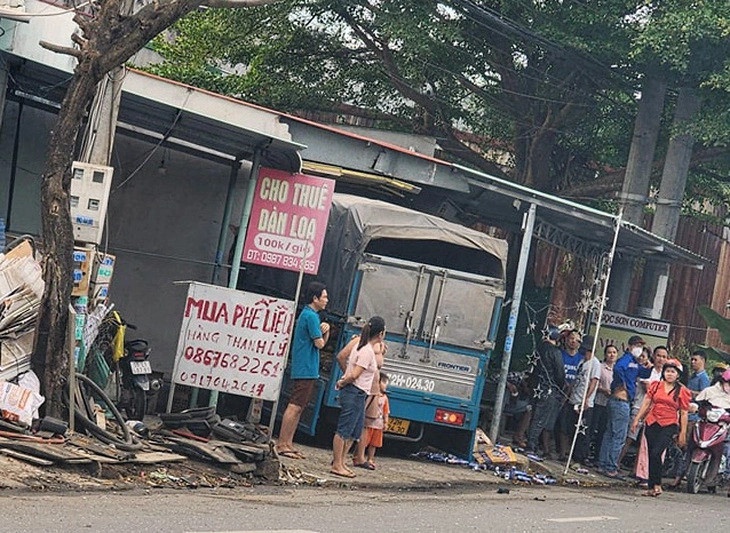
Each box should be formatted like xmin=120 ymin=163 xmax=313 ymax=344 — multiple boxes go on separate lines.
xmin=245 ymin=248 xmax=315 ymax=271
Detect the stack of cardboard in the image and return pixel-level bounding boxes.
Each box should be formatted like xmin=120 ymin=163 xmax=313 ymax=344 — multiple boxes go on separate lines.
xmin=0 ymin=241 xmax=44 ymax=381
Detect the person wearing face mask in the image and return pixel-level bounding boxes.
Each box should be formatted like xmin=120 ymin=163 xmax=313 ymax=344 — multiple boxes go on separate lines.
xmin=597 ymin=335 xmax=652 ymax=479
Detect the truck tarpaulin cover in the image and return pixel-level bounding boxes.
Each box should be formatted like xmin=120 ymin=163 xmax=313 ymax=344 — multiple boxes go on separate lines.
xmin=240 ymin=194 xmax=508 ymax=317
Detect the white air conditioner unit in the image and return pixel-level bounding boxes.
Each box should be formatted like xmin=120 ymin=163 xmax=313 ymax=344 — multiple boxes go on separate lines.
xmin=70 ymin=162 xmax=114 ymax=244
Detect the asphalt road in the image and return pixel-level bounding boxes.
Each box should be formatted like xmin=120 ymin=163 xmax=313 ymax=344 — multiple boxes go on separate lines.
xmin=3 ymin=484 xmax=728 ymax=533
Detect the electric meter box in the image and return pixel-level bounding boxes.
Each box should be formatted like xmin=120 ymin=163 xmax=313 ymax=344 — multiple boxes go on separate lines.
xmin=70 ymin=162 xmax=113 ymax=244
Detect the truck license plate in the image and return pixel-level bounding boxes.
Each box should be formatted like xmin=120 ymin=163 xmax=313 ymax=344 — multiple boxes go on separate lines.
xmin=386 ymin=417 xmax=410 ymax=435
xmin=130 ymin=360 xmax=152 ymax=375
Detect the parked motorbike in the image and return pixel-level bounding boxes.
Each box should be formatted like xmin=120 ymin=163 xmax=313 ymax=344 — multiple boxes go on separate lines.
xmin=686 ymin=402 xmax=730 ymax=494
xmin=118 ymin=335 xmax=161 ymax=420
xmin=86 ymin=311 xmax=162 ymax=420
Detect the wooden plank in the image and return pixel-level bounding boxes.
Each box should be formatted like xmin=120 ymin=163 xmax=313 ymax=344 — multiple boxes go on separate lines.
xmin=165 ymin=438 xmax=242 ymax=464
xmin=0 ymin=441 xmax=92 ymax=463
xmin=65 ymin=447 xmax=121 ymax=464
xmin=210 ymin=441 xmax=265 ymax=462
xmin=68 ymin=434 xmax=134 ymax=461
xmin=0 ymin=448 xmax=54 ymax=466
xmin=122 ymin=451 xmax=188 ymax=464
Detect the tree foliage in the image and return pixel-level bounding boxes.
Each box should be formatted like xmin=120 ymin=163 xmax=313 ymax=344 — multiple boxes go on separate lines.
xmin=145 ymin=1 xmax=729 ymax=213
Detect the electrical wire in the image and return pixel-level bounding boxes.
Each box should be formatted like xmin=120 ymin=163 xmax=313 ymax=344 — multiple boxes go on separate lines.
xmin=0 ymin=0 xmax=92 ymax=17
xmin=112 ymin=89 xmax=192 ymax=191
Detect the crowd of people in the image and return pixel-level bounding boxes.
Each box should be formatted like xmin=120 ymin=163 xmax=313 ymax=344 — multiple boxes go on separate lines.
xmin=506 ymin=324 xmax=730 ymax=497
xmin=277 ymin=281 xmax=729 ymax=492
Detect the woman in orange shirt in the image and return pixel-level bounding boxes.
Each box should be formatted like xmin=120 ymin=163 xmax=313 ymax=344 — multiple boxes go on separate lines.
xmin=630 ymin=358 xmax=690 ymax=497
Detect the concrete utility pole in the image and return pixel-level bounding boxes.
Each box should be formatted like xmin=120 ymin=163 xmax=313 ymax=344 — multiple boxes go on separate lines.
xmin=637 ymin=87 xmax=701 ymax=318
xmin=607 ymin=78 xmax=667 ymax=312
xmin=489 ymin=203 xmax=536 ymax=444
xmin=79 ymin=72 xmax=125 ymax=166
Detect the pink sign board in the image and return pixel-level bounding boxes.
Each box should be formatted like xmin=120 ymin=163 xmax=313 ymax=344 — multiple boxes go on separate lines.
xmin=243 ymin=168 xmax=334 ymax=275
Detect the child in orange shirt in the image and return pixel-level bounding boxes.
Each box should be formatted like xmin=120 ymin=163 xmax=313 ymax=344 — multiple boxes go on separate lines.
xmin=358 ymin=373 xmax=390 ymax=470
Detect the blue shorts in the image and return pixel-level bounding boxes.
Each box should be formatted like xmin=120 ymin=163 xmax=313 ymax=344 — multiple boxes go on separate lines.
xmin=336 ymin=384 xmax=367 ymax=441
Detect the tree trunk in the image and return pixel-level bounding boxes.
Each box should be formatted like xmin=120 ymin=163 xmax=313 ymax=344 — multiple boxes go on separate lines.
xmin=32 ymin=0 xmax=277 ymax=414
xmin=514 ymin=123 xmax=558 ymax=191
xmin=33 ymin=67 xmax=101 ymax=416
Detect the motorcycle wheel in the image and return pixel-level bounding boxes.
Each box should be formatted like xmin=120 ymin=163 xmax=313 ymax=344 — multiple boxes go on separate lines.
xmin=686 ymin=461 xmax=707 ymax=494
xmin=131 ymin=388 xmax=147 ymax=421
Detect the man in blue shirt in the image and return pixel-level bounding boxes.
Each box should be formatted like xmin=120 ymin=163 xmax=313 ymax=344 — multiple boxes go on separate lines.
xmin=277 ymin=281 xmax=330 ymax=459
xmin=558 ymin=329 xmax=583 ymax=458
xmin=688 ymin=350 xmax=711 ymax=400
xmin=598 ymin=334 xmax=652 ymax=478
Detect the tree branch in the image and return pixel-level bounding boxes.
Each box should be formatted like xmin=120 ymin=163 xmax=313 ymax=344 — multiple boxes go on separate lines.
xmin=71 ymin=33 xmax=87 ymax=48
xmin=39 ymin=40 xmax=82 ymax=58
xmin=202 ymin=0 xmax=279 ymax=8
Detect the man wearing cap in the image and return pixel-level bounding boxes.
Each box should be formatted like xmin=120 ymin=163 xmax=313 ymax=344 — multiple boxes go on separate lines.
xmin=597 ymin=334 xmax=652 ymax=478
xmin=562 ymin=336 xmax=602 ymax=464
xmin=525 ymin=325 xmax=566 ymax=458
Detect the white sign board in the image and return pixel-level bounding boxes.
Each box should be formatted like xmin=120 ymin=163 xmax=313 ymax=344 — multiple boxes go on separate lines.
xmin=172 ymin=282 xmax=295 ymax=401
xmin=589 ymin=310 xmax=670 ymax=353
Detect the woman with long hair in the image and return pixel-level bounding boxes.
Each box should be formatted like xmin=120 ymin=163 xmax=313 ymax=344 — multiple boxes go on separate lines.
xmin=330 ymin=316 xmax=385 ymax=478
xmin=630 ymin=358 xmax=690 ymax=497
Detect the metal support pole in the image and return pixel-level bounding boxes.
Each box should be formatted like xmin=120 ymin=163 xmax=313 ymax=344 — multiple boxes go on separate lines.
xmin=564 ymin=209 xmax=623 ymax=474
xmin=187 ymin=161 xmax=241 ymax=408
xmin=68 ymin=305 xmax=76 ymax=432
xmin=207 ymin=148 xmax=263 ymax=408
xmin=265 ymin=242 xmax=307 ymax=434
xmin=211 ymin=160 xmax=241 ymax=285
xmin=489 ymin=203 xmax=536 ymax=444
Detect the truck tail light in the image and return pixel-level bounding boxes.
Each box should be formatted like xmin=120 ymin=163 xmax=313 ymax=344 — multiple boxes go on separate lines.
xmin=434 ymin=409 xmax=465 ymax=427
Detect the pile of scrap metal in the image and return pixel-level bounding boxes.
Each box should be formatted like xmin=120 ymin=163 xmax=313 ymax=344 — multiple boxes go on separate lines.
xmin=155 ymin=407 xmax=275 ymax=476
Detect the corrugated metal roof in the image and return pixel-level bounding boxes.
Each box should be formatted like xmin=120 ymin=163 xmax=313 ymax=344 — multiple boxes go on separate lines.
xmin=2 ymin=57 xmax=304 ymax=172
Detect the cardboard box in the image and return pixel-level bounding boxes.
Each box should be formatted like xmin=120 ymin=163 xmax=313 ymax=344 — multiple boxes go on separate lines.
xmin=5 ymin=239 xmax=33 ymax=260
xmin=91 ymin=253 xmax=115 ymax=285
xmin=72 ymin=245 xmax=93 ymax=297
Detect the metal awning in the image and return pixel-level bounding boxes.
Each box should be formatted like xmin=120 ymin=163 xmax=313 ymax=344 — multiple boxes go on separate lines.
xmin=2 ymin=56 xmax=304 ymax=172
xmin=279 ymin=117 xmax=707 ymax=267
xmin=459 ymin=166 xmax=706 ymax=267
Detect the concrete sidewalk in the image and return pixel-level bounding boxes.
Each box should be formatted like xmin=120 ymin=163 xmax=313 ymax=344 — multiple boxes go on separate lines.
xmin=276 ymin=442 xmax=629 ymax=491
